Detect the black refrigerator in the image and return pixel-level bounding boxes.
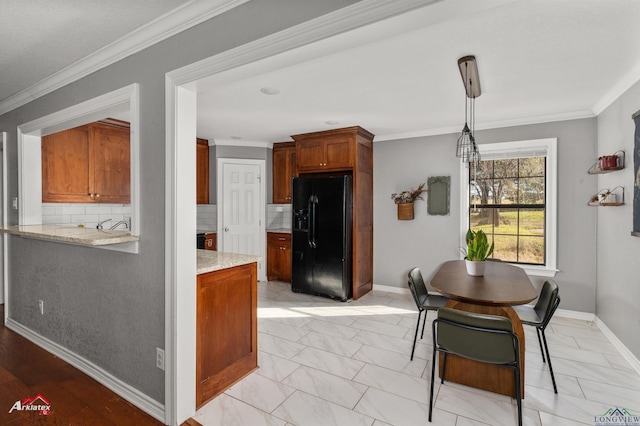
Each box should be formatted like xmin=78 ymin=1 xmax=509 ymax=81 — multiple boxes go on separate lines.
xmin=291 ymin=175 xmax=352 ymax=301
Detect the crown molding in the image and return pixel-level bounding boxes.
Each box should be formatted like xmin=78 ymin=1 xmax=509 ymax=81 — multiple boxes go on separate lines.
xmin=167 ymin=0 xmax=440 ymax=86
xmin=0 ymin=0 xmax=251 ymax=116
xmin=591 ymin=60 xmax=640 ymax=116
xmin=375 ymin=109 xmax=596 ymax=142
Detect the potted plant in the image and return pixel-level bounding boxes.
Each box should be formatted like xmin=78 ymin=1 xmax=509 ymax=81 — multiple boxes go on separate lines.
xmin=391 ymin=182 xmax=426 ymax=220
xmin=464 ymin=229 xmax=495 ymax=276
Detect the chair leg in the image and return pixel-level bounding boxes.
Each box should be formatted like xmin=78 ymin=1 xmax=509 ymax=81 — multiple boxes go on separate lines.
xmin=536 ymin=328 xmax=546 ymax=363
xmin=420 ymin=309 xmax=428 ymax=339
xmin=429 ymin=347 xmax=437 ymax=422
xmin=411 ymin=310 xmax=422 ymax=361
xmin=514 ymin=365 xmax=522 ymax=426
xmin=541 ymin=329 xmax=558 ymax=393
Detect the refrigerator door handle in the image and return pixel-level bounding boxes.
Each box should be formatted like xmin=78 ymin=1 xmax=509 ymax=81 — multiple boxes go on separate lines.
xmin=310 ymin=195 xmax=318 ymax=248
xmin=307 ymin=195 xmax=316 ymax=248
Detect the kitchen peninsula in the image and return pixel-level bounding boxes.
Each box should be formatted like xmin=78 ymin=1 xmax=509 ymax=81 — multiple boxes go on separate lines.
xmin=195 ymin=250 xmax=260 ymax=408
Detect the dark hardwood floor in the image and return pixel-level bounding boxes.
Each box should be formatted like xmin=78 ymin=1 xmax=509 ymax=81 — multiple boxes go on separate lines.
xmin=0 ymin=304 xmax=164 ymax=425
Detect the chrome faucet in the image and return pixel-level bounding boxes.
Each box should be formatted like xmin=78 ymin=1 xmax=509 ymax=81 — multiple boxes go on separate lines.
xmin=109 ymin=220 xmax=130 ymax=231
xmin=96 ymin=219 xmax=112 ymax=230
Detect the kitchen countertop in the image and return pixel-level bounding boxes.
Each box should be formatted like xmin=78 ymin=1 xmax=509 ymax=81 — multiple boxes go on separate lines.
xmin=266 ymin=228 xmax=291 ymax=234
xmin=197 ymin=250 xmax=261 ymax=275
xmin=1 ymin=225 xmax=139 ymax=246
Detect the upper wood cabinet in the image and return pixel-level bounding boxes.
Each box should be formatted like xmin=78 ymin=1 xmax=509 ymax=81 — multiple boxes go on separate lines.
xmin=272 ymin=142 xmax=296 ymax=204
xmin=42 ymin=121 xmax=130 ymax=203
xmin=197 ymin=138 xmax=210 ymax=204
xmin=293 ymin=131 xmax=353 ymax=172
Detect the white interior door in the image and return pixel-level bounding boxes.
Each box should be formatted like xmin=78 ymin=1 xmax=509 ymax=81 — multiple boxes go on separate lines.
xmin=218 ymin=158 xmax=265 ymax=279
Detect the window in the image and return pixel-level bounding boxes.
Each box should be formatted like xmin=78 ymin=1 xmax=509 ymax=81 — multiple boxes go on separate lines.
xmin=460 ymin=139 xmax=557 ymax=277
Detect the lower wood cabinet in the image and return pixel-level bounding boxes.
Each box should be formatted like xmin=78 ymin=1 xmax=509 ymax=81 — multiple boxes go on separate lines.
xmin=196 ymin=262 xmax=258 ymax=408
xmin=204 ymin=233 xmax=216 ymax=250
xmin=267 ymin=232 xmax=291 ymax=282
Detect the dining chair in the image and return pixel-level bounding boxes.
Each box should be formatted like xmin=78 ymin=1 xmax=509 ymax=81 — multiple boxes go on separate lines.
xmin=407 ymin=267 xmax=449 ymax=360
xmin=513 ymin=279 xmax=560 ymax=393
xmin=430 ymin=307 xmax=522 ymax=426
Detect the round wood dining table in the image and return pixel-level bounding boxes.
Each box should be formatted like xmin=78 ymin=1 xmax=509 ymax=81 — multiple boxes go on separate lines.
xmin=430 ymin=260 xmax=537 ymax=398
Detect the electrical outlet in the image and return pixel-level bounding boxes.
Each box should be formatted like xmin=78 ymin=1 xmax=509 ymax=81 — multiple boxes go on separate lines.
xmin=38 ymin=300 xmax=44 ymax=315
xmin=156 ymin=348 xmax=165 ymax=371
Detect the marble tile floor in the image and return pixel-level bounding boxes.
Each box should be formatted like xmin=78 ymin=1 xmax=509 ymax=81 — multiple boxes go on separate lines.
xmin=194 ymin=281 xmax=640 ymax=426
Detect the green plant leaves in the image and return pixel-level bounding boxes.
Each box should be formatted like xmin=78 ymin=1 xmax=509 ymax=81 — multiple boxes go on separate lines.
xmin=466 ymin=229 xmax=494 ymax=261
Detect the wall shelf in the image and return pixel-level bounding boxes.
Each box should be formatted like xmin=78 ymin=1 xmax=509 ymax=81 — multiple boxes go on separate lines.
xmin=587 ymin=150 xmax=625 ymax=174
xmin=588 ymin=186 xmax=625 ymax=206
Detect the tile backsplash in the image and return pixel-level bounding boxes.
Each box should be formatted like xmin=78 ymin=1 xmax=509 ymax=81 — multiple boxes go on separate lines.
xmin=42 ymin=203 xmax=131 ymax=230
xmin=197 ymin=204 xmax=217 ymax=231
xmin=267 ymin=204 xmax=292 ymax=230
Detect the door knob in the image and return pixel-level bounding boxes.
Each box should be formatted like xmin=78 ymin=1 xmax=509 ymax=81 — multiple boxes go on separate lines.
xmin=224 ymin=227 xmax=229 ymax=232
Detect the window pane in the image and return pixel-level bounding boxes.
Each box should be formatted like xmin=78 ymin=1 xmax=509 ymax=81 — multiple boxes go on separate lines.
xmin=492 ymin=234 xmax=517 ymax=262
xmin=517 ymin=177 xmax=545 ymax=204
xmin=519 ymin=157 xmax=545 ymax=177
xmin=468 ymin=155 xmax=546 ymax=266
xmin=493 ymin=159 xmax=519 ymax=178
xmin=518 ymin=236 xmax=545 ymax=264
xmin=519 ymin=208 xmax=545 ymax=236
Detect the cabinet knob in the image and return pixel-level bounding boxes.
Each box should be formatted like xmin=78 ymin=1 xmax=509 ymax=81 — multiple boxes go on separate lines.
xmin=95 ymin=194 xmax=101 ymax=198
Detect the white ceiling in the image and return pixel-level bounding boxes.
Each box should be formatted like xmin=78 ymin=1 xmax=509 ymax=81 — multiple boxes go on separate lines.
xmin=2 ymin=0 xmax=640 ymax=143
xmin=0 ymin=0 xmax=192 ymax=101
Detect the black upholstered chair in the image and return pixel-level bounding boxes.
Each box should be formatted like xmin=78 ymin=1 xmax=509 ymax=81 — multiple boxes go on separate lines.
xmin=513 ymin=279 xmax=561 ymax=393
xmin=430 ymin=307 xmax=522 ymax=426
xmin=407 ymin=267 xmax=449 ymax=360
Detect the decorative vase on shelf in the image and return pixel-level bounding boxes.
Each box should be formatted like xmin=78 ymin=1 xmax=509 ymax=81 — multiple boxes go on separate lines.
xmin=397 ymin=203 xmax=414 ymax=220
xmin=465 ymin=259 xmax=486 ymax=277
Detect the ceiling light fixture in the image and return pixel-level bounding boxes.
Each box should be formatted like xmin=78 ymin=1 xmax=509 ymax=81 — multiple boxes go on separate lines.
xmin=455 ymin=55 xmax=481 ymax=167
xmin=260 ymin=87 xmax=280 ymax=95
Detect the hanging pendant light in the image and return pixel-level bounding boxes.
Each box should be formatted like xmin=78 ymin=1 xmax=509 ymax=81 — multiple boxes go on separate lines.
xmin=456 ymin=56 xmax=481 ymax=167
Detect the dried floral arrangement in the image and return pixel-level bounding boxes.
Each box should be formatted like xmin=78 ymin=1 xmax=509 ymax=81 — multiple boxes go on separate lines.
xmin=391 ymin=182 xmax=426 ymax=204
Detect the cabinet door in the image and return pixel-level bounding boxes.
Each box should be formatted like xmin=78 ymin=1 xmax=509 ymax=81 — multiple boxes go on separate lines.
xmin=197 ymin=138 xmax=210 ymax=204
xmin=91 ymin=124 xmax=130 ymax=203
xmin=205 ymin=233 xmax=217 ymax=250
xmin=325 ymin=135 xmax=352 ymax=169
xmin=267 ymin=236 xmax=282 ymax=280
xmin=281 ymin=240 xmax=291 ymax=282
xmin=273 ymin=143 xmax=296 ymax=203
xmin=296 ymin=140 xmax=325 ymax=172
xmin=42 ymin=126 xmax=92 ymax=203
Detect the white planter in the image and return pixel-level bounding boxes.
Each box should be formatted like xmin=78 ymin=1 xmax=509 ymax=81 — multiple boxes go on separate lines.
xmin=465 ymin=260 xmax=486 ymax=277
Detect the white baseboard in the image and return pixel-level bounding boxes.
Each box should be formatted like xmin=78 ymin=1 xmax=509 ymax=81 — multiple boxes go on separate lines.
xmin=593 ymin=316 xmax=640 ymax=376
xmin=5 ymin=318 xmax=165 ymax=423
xmin=554 ymin=308 xmax=596 ymax=322
xmin=373 ymin=283 xmax=410 ymax=295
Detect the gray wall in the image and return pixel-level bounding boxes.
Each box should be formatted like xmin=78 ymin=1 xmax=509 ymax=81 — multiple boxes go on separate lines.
xmin=0 ymin=0 xmax=361 ymax=405
xmin=596 ymin=80 xmax=640 ymax=359
xmin=373 ymin=118 xmax=599 ymax=313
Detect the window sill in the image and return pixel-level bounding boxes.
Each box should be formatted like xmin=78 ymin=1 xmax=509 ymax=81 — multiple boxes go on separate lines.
xmin=515 ymin=264 xmax=557 ymax=278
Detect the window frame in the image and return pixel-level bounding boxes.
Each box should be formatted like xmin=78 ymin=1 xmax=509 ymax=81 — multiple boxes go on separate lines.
xmin=459 ymin=138 xmax=558 ymax=277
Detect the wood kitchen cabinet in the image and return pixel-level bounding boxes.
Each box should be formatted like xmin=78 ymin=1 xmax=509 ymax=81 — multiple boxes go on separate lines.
xmin=272 ymin=142 xmax=297 ymax=203
xmin=204 ymin=232 xmax=217 ymax=250
xmin=291 ymin=126 xmax=374 ymax=299
xmin=267 ymin=232 xmax=291 ymax=282
xmin=42 ymin=121 xmax=130 ymax=203
xmin=196 ymin=138 xmax=209 ymax=204
xmin=294 ymin=131 xmax=353 ymax=173
xmin=196 ymin=262 xmax=258 ymax=407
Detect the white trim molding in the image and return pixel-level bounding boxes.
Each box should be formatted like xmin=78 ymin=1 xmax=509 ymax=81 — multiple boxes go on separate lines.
xmin=5 ymin=318 xmax=164 ymax=422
